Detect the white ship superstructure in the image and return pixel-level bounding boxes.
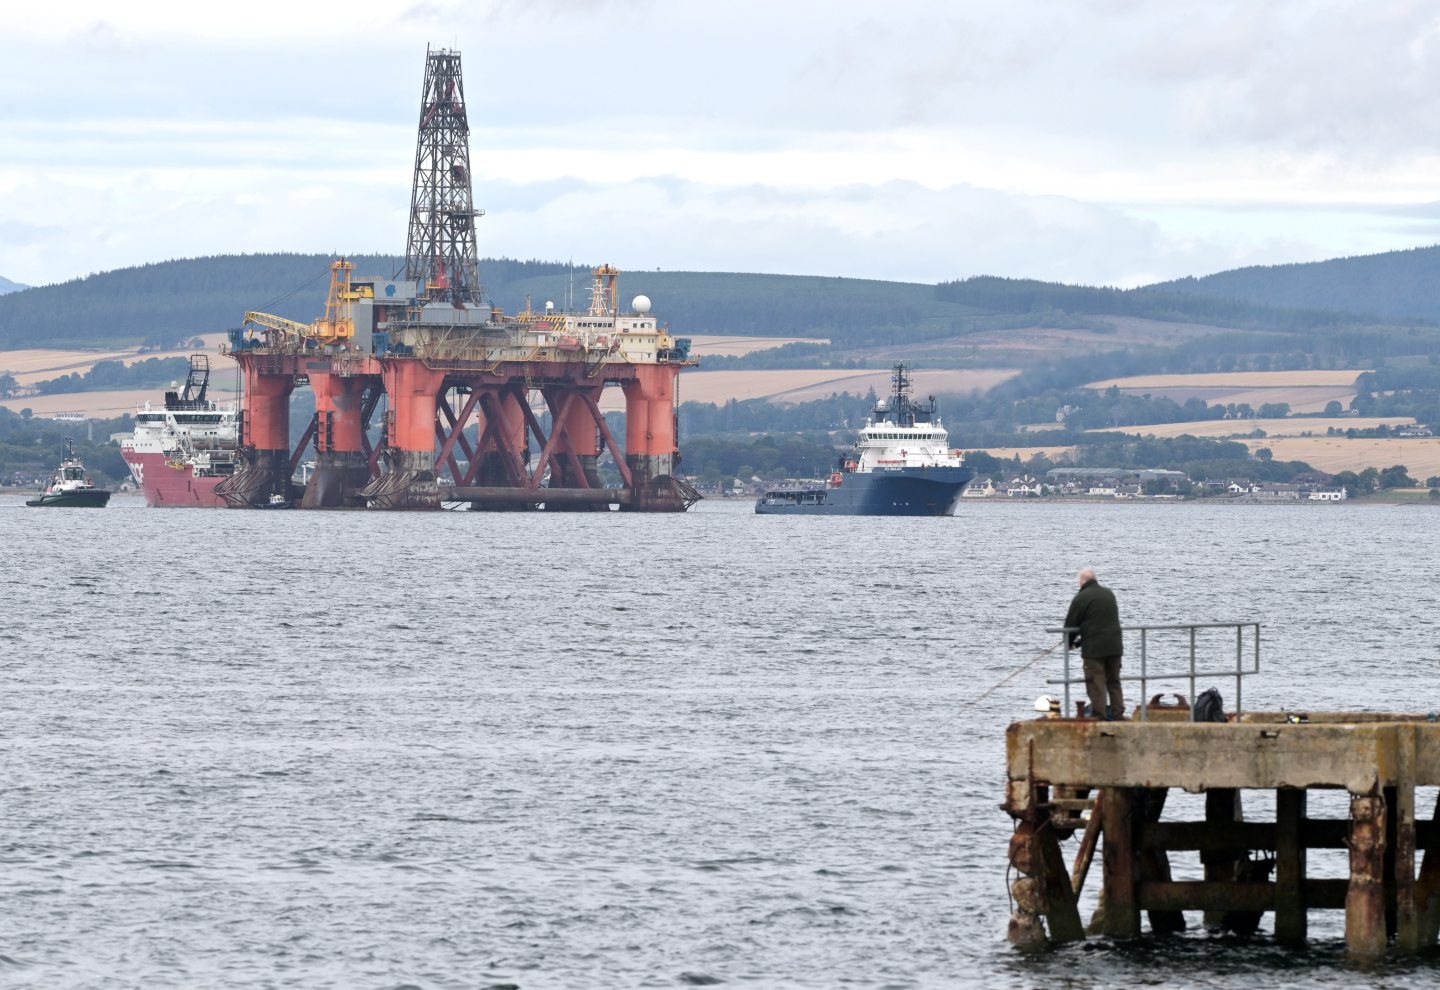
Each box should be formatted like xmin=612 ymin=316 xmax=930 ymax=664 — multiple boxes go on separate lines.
xmin=853 ymin=405 xmax=965 ymax=472
xmin=120 ymin=355 xmax=239 ymax=506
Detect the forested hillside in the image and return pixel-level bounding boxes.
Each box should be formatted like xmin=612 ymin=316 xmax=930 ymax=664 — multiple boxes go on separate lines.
xmin=0 ymin=255 xmax=580 ymax=349
xmin=0 ymin=275 xmax=24 ymax=295
xmin=0 ymin=252 xmax=1387 ymax=352
xmin=1150 ymin=244 xmax=1440 ymax=324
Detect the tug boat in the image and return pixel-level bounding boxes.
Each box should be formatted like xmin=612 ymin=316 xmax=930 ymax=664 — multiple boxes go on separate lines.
xmin=26 ymin=438 xmax=112 ymax=508
xmin=755 ymin=364 xmax=973 ymax=516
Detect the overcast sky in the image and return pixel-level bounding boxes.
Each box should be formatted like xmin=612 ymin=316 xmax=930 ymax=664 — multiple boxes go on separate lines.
xmin=4 ymin=0 xmax=1440 ymax=289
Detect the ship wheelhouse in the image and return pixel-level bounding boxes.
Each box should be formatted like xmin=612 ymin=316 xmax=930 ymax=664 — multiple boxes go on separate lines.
xmin=851 ymin=365 xmax=964 ymax=473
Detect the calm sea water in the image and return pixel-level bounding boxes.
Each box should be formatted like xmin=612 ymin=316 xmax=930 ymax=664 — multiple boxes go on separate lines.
xmin=4 ymin=495 xmax=1439 ymax=989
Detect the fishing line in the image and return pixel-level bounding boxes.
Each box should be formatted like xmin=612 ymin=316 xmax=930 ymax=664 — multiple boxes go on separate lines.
xmin=977 ymin=642 xmax=1062 ymax=702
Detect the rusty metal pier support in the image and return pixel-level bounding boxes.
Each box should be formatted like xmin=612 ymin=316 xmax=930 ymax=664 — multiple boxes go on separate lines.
xmin=1004 ymin=714 xmax=1440 ymax=960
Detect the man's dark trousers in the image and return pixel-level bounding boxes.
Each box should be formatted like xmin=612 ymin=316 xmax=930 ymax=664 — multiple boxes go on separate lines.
xmin=1084 ymin=654 xmax=1123 ymax=719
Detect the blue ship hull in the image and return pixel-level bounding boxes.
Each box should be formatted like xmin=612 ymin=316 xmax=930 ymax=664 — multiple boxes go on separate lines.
xmin=755 ymin=466 xmax=974 ymax=516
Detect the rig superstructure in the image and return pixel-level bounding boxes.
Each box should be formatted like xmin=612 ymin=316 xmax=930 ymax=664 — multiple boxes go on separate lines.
xmin=217 ymin=46 xmax=699 ymax=511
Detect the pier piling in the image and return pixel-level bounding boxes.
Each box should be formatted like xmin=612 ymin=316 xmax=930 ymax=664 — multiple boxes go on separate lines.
xmin=1004 ymin=714 xmax=1440 ymax=959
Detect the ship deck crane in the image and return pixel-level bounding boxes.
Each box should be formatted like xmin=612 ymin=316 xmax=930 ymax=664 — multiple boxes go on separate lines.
xmin=243 ymin=260 xmax=371 ymax=346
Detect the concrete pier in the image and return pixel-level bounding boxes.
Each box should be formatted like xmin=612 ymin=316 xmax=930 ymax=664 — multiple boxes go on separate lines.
xmin=1004 ymin=713 xmax=1440 ymax=960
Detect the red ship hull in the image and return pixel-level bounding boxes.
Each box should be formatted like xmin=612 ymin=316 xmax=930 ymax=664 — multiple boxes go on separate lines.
xmin=121 ymin=448 xmax=228 ymax=508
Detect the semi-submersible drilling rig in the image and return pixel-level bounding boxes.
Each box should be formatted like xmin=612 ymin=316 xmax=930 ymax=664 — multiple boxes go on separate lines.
xmin=217 ymin=47 xmax=700 ymax=511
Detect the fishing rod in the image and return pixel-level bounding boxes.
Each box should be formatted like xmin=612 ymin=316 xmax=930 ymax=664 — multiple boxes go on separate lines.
xmin=977 ymin=642 xmax=1062 ymax=702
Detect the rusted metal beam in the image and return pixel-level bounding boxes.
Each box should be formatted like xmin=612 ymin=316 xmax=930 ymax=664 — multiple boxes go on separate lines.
xmin=1100 ymin=787 xmax=1139 ymax=938
xmin=1139 ymin=879 xmax=1348 ymax=913
xmin=528 ymin=391 xmax=573 ymax=487
xmin=289 ymin=413 xmax=318 ymax=477
xmin=1275 ymin=788 xmax=1307 ymax=944
xmin=1035 ymin=821 xmax=1085 ymax=943
xmin=1139 ymin=819 xmax=1364 ymax=851
xmin=1396 ymin=727 xmax=1420 ymax=953
xmin=1201 ymin=789 xmax=1243 ymax=928
xmin=1347 ymin=791 xmax=1388 ymax=962
xmin=1418 ymin=790 xmax=1440 ymax=946
xmin=435 ymin=390 xmax=482 ymax=474
xmin=513 ymin=385 xmax=551 ymax=454
xmin=1070 ymin=791 xmax=1103 ymax=897
xmin=1137 ymin=789 xmax=1185 ymax=934
xmin=433 ymin=420 xmax=463 ymax=486
xmin=476 ymin=393 xmax=528 ymax=487
xmin=579 ymin=390 xmax=633 ymax=489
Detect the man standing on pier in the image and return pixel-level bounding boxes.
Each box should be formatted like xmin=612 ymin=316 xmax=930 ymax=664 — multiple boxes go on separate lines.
xmin=1064 ymin=568 xmax=1125 ymax=720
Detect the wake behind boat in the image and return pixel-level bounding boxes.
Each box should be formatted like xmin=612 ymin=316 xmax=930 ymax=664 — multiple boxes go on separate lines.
xmin=755 ymin=364 xmax=973 ymax=516
xmin=26 ymin=438 xmax=111 ymax=508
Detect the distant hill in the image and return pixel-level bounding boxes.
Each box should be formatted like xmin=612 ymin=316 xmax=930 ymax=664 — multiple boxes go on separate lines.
xmin=0 ymin=275 xmax=25 ymax=295
xmin=0 ymin=252 xmax=1358 ymax=354
xmin=1150 ymin=244 xmax=1440 ymax=324
xmin=0 ymin=254 xmax=590 ymax=350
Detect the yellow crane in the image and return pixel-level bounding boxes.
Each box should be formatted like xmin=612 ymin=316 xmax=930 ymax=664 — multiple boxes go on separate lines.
xmin=243 ymin=260 xmax=373 ymax=345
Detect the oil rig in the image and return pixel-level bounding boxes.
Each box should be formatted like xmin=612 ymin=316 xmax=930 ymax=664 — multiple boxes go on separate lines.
xmin=217 ymin=47 xmax=700 ymax=511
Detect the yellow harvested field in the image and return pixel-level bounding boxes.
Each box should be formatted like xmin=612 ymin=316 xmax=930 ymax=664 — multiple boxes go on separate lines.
xmin=960 ymin=437 xmax=1440 ymax=475
xmin=1240 ymin=437 xmax=1440 ymax=477
xmin=1082 ymin=370 xmax=1372 ymax=414
xmin=964 ymin=446 xmax=1076 ymax=463
xmin=0 ymin=388 xmax=237 ymax=419
xmin=1097 ymin=417 xmax=1417 ymax=439
xmin=684 ymin=335 xmax=829 ymax=357
xmin=599 ymin=368 xmax=1019 ymax=411
xmin=1 ymin=334 xmax=229 ymax=385
xmin=1087 ymin=370 xmax=1369 ymax=389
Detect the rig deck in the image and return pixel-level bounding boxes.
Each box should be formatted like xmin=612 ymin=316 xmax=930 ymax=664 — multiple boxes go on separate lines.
xmin=1004 ymin=713 xmax=1440 ymax=960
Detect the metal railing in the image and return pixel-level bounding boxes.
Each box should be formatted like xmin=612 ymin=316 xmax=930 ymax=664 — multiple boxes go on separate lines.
xmin=1043 ymin=622 xmax=1261 ymax=721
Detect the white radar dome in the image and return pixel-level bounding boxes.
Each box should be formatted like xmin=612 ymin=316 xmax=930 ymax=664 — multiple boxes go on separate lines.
xmin=631 ymin=294 xmax=652 ymax=314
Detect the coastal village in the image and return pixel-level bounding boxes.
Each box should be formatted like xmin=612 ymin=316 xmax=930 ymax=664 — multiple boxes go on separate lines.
xmin=958 ymin=468 xmax=1351 ymax=502
xmin=709 ymin=468 xmax=1358 ymax=502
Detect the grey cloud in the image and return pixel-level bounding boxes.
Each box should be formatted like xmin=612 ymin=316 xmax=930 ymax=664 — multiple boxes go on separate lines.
xmin=481 ymin=176 xmax=1284 ymax=287
xmin=1118 ymin=1 xmax=1440 ymax=154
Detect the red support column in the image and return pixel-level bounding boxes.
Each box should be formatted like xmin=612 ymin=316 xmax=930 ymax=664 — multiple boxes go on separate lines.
xmin=370 ymin=359 xmax=447 ymax=509
xmin=620 ymin=363 xmax=685 ymax=510
xmin=302 ymin=371 xmax=373 ymax=507
xmin=219 ymin=355 xmax=296 ymax=506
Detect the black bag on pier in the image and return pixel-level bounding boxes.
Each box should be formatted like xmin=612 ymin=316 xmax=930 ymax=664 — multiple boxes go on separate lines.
xmin=1194 ymin=688 xmax=1226 ymax=723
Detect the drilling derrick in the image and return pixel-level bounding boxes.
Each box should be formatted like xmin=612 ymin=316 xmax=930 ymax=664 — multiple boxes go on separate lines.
xmin=220 ymin=46 xmax=700 ymax=513
xmin=405 ymin=46 xmax=483 ymax=306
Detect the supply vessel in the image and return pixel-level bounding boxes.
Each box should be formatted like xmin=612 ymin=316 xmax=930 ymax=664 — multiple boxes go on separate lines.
xmin=26 ymin=438 xmax=111 ymax=508
xmin=120 ymin=355 xmax=239 ymax=507
xmin=755 ymin=364 xmax=972 ymax=516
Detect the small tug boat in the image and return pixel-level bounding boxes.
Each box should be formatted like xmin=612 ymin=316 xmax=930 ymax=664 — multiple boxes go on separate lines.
xmin=755 ymin=364 xmax=973 ymax=516
xmin=26 ymin=438 xmax=112 ymax=508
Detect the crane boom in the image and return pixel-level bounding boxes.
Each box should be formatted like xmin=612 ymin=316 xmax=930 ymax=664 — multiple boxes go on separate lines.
xmin=241 ymin=261 xmax=371 ymax=345
xmin=243 ymin=311 xmax=310 ymax=336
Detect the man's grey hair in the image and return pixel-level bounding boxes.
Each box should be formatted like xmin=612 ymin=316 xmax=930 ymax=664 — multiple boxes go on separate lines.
xmin=1078 ymin=567 xmax=1097 ymax=584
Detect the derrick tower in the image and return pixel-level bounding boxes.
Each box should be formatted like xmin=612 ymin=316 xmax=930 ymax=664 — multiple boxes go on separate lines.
xmin=405 ymin=46 xmax=483 ymax=305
